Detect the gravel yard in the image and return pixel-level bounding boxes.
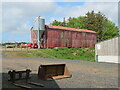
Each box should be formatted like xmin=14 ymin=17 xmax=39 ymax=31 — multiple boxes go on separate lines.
xmin=2 ymin=56 xmax=118 ymax=89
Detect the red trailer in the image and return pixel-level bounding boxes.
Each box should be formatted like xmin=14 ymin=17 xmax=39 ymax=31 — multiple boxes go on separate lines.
xmin=21 ymin=43 xmax=38 ymax=48
xmin=31 ymin=25 xmax=97 ymax=48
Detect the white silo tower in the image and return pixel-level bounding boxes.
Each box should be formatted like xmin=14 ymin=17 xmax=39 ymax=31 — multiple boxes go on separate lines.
xmin=32 ymin=16 xmax=45 ymax=48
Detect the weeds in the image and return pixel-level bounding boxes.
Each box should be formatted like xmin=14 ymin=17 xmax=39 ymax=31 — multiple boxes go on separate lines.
xmin=3 ymin=47 xmax=95 ymax=61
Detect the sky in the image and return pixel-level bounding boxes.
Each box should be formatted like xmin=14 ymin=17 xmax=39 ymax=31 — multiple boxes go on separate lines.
xmin=1 ymin=1 xmax=119 ymax=43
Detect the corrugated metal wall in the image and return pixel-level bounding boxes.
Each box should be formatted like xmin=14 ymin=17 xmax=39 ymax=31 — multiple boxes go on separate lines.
xmin=31 ymin=28 xmax=97 ymax=48
xmin=95 ymin=37 xmax=119 ymax=63
xmin=95 ymin=37 xmax=119 ymax=56
xmin=46 ymin=29 xmax=96 ymax=48
xmin=31 ymin=30 xmax=38 ymax=44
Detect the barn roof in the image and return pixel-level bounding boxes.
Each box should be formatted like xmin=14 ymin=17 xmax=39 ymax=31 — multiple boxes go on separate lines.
xmin=45 ymin=25 xmax=97 ymax=34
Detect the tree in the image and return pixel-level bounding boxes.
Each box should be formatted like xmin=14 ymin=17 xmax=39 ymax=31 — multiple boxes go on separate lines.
xmin=101 ymin=19 xmax=119 ymax=40
xmin=85 ymin=11 xmax=119 ymax=41
xmin=66 ymin=16 xmax=86 ymax=29
xmin=50 ymin=18 xmax=67 ymax=26
xmin=50 ymin=20 xmax=62 ymax=26
xmin=50 ymin=11 xmax=119 ymax=41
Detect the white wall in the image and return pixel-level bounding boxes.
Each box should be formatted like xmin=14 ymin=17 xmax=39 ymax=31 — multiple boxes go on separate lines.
xmin=98 ymin=56 xmax=119 ymax=63
xmin=95 ymin=37 xmax=119 ymax=63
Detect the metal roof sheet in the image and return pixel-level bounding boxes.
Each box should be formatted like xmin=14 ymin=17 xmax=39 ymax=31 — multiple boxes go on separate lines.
xmin=45 ymin=25 xmax=97 ymax=34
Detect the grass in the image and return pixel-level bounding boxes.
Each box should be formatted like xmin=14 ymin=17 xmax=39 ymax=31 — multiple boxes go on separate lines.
xmin=2 ymin=47 xmax=95 ymax=61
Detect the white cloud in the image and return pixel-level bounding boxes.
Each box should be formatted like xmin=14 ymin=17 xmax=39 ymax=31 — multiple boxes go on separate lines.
xmin=1 ymin=0 xmax=119 ymax=2
xmin=63 ymin=0 xmax=119 ymax=2
xmin=2 ymin=2 xmax=118 ymax=35
xmin=12 ymin=22 xmax=30 ymax=34
xmin=0 ymin=3 xmax=2 ymax=42
xmin=47 ymin=17 xmax=64 ymax=24
xmin=0 ymin=3 xmax=2 ymax=33
xmin=2 ymin=0 xmax=55 ymax=2
xmin=2 ymin=2 xmax=57 ymax=33
xmin=51 ymin=2 xmax=118 ymax=26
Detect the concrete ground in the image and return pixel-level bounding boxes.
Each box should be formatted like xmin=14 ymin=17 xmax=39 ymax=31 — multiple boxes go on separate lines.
xmin=2 ymin=56 xmax=118 ymax=89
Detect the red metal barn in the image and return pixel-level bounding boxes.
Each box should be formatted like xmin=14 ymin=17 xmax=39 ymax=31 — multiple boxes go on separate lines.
xmin=31 ymin=25 xmax=97 ymax=48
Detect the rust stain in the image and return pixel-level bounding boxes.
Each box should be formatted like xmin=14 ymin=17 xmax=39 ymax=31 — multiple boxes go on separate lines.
xmin=31 ymin=25 xmax=97 ymax=48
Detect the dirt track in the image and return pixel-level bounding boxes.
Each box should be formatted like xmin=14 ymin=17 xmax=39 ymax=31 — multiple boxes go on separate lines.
xmin=2 ymin=56 xmax=118 ymax=88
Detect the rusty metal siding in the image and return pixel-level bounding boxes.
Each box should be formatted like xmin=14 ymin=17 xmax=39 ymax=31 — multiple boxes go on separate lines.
xmin=31 ymin=30 xmax=38 ymax=44
xmin=85 ymin=33 xmax=96 ymax=47
xmin=31 ymin=27 xmax=97 ymax=48
xmin=45 ymin=28 xmax=96 ymax=48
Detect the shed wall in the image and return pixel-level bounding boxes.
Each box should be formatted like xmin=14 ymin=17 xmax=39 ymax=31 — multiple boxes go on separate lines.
xmin=31 ymin=30 xmax=38 ymax=44
xmin=31 ymin=28 xmax=97 ymax=48
xmin=46 ymin=28 xmax=96 ymax=48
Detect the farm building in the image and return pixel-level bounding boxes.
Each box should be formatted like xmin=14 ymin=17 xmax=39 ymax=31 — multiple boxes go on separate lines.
xmin=95 ymin=37 xmax=120 ymax=63
xmin=31 ymin=16 xmax=97 ymax=48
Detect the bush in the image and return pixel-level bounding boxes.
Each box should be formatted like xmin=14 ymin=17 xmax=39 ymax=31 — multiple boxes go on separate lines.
xmin=89 ymin=47 xmax=95 ymax=50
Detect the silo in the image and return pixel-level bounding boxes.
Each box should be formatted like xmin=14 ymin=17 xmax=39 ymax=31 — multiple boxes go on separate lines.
xmin=32 ymin=16 xmax=45 ymax=48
